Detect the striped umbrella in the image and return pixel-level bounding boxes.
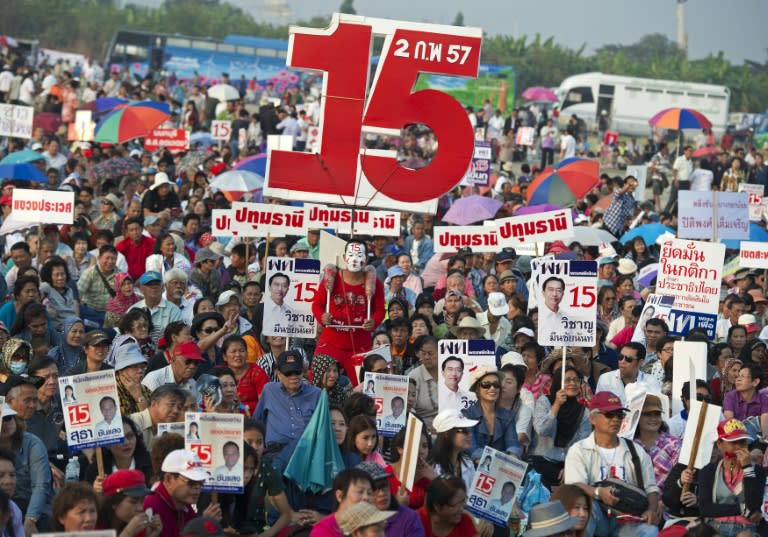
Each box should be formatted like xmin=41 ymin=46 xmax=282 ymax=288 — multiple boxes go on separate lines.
xmin=648 ymin=108 xmax=712 ymax=130
xmin=526 ymin=158 xmax=600 ymax=206
xmin=94 ymin=101 xmax=171 ymax=143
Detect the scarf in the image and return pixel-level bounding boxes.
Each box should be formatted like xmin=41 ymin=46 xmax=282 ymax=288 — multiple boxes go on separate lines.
xmin=548 ymin=368 xmax=585 ymax=448
xmin=1 ymin=338 xmax=32 ymax=373
xmin=527 ymin=374 xmax=552 ymax=401
xmin=720 ymin=358 xmax=742 ymax=400
xmin=106 ymin=272 xmax=139 ymax=315
xmin=50 ymin=318 xmax=84 ymax=373
xmin=311 ymin=354 xmax=350 ymax=407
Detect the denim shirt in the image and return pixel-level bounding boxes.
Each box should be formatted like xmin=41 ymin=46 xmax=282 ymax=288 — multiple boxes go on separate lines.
xmin=462 ymin=404 xmax=523 ymax=460
xmin=15 ymin=432 xmax=52 ymax=519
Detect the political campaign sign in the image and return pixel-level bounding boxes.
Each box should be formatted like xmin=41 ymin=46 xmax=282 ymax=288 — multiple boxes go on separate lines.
xmin=185 ymin=412 xmax=244 ymax=493
xmin=263 ymin=257 xmax=320 ymax=337
xmin=466 ymin=446 xmax=527 ymax=526
xmin=363 ymin=372 xmax=409 ymax=437
xmin=437 ymin=339 xmax=495 ymax=412
xmin=59 ymin=370 xmax=124 ymax=450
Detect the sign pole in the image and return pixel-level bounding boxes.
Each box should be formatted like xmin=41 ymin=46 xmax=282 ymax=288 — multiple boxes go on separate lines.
xmin=712 ymin=191 xmax=719 ymax=243
xmin=95 ymin=447 xmax=105 ymax=477
xmin=562 ymin=346 xmax=567 ymax=391
xmin=681 ymin=401 xmax=708 ymax=497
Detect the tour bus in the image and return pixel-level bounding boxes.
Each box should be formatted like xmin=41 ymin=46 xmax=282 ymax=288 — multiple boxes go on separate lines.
xmin=556 ymin=72 xmax=730 ymax=136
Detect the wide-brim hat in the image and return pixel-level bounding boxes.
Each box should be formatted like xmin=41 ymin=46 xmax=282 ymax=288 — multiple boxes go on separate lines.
xmin=469 ymin=366 xmax=504 ymax=391
xmin=450 ymin=316 xmax=486 ymax=339
xmin=524 ymin=501 xmax=580 ymax=537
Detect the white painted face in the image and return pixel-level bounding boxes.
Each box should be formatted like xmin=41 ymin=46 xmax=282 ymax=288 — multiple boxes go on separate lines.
xmin=344 ymin=242 xmax=366 ymax=273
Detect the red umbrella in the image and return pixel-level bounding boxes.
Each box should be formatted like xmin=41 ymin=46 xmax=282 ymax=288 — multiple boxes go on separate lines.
xmin=526 ymin=158 xmax=600 ymax=206
xmin=94 ymin=101 xmax=171 ymax=144
xmin=692 ymin=146 xmax=720 ymax=159
xmin=648 ymin=107 xmax=712 ymax=130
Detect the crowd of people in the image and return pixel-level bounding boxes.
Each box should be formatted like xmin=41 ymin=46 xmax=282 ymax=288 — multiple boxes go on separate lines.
xmin=0 ymin=39 xmax=767 ymax=537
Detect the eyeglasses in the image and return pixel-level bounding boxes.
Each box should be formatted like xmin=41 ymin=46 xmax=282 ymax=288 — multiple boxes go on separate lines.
xmin=618 ymin=354 xmax=638 ymax=363
xmin=200 ymin=327 xmax=219 ymax=334
xmin=695 ymin=393 xmax=712 ymax=402
xmin=601 ymin=411 xmax=626 ymax=420
xmin=479 ymin=382 xmax=500 ymax=390
xmin=453 ymin=428 xmax=470 ymax=434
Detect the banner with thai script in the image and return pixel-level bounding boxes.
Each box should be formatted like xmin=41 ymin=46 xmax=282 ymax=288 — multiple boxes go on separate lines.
xmin=657 ymin=238 xmax=725 ymax=315
xmin=263 ymin=257 xmax=320 ymax=337
xmin=667 ymin=309 xmax=717 ymax=340
xmin=495 ymin=209 xmax=573 ymax=247
xmin=12 ymin=188 xmax=74 ymax=224
xmin=144 ymin=128 xmax=190 ymax=153
xmin=434 ymin=225 xmax=500 ymax=253
xmin=632 ymin=294 xmax=675 ymax=345
xmin=185 ymin=412 xmax=244 ymax=493
xmin=59 ymin=370 xmax=124 ymax=450
xmin=740 ymin=241 xmax=768 ymax=269
xmin=678 ymin=191 xmax=749 ymax=240
xmin=231 ymin=202 xmax=305 ymax=237
xmin=158 ymin=422 xmax=185 ymax=437
xmin=437 ymin=339 xmax=495 ymax=412
xmin=0 ymin=104 xmax=33 ymax=138
xmin=303 ymin=203 xmax=400 ymax=237
xmin=211 ymin=209 xmax=236 ymax=236
xmin=460 ymin=141 xmax=492 ymax=186
xmin=531 ymin=258 xmax=598 ymax=346
xmin=363 ymin=372 xmax=409 ymax=438
xmin=466 ymin=446 xmax=527 ymax=526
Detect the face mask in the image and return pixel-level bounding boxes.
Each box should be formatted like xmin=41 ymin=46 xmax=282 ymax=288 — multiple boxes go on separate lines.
xmin=9 ymin=362 xmax=27 ymax=375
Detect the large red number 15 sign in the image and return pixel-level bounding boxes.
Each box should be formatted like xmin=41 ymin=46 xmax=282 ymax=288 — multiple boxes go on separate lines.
xmin=265 ymin=14 xmax=482 ymax=212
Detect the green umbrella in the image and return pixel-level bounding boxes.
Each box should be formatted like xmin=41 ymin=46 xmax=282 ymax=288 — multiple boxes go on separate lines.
xmin=1 ymin=149 xmax=46 ymax=164
xmin=284 ymin=391 xmax=344 ymax=493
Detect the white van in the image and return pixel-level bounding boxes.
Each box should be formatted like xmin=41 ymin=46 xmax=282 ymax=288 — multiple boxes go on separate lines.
xmin=556 ymin=72 xmax=730 ymax=136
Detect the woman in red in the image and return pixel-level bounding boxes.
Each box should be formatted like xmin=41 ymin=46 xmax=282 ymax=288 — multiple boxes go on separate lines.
xmin=220 ymin=335 xmax=268 ymax=415
xmin=417 ymin=476 xmax=476 ymax=537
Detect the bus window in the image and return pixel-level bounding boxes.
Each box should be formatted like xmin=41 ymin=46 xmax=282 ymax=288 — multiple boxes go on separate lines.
xmin=562 ymin=86 xmax=594 ymax=109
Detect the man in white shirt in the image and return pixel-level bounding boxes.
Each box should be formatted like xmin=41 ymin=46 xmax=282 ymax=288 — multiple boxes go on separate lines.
xmin=560 ymin=126 xmax=576 ymax=160
xmin=94 ymin=396 xmax=122 ymax=440
xmin=538 ymin=277 xmax=567 ymax=338
xmin=18 ymin=72 xmax=35 ymax=106
xmin=142 ymin=340 xmax=203 ymax=393
xmin=263 ymin=272 xmax=293 ymax=335
xmin=439 ymin=356 xmax=473 ymax=411
xmin=595 ymin=342 xmax=661 ymax=405
xmin=477 ymin=292 xmax=511 ymax=347
xmin=214 ymin=441 xmax=243 ymax=485
xmin=381 ymin=396 xmax=406 ymax=429
xmin=0 ymin=65 xmax=14 ymax=100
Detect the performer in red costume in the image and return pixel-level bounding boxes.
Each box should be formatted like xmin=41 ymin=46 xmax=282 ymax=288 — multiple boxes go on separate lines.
xmin=312 ymin=239 xmax=385 ymax=385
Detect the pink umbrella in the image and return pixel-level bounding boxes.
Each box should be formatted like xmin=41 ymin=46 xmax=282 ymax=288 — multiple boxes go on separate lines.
xmin=442 ymin=195 xmax=503 ymax=225
xmin=522 ymin=86 xmax=558 ymax=103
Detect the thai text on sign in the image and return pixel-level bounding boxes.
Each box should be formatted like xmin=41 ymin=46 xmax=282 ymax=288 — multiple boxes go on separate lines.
xmin=494 ymin=209 xmax=573 ymax=246
xmin=656 ymin=238 xmax=724 ymax=315
xmin=303 ymin=203 xmax=400 ymax=237
xmin=185 ymin=412 xmax=244 ymax=493
xmin=363 ymin=373 xmax=410 ymax=438
xmin=433 ymin=225 xmax=500 ymax=253
xmin=466 ymin=446 xmax=527 ymax=526
xmin=12 ymin=188 xmax=75 ymax=224
xmin=262 ymin=257 xmax=320 ymax=337
xmin=0 ymin=104 xmax=33 ymax=138
xmin=677 ymin=191 xmax=749 ymax=240
xmin=59 ymin=370 xmax=124 ymax=450
xmin=740 ymin=241 xmax=768 ymax=269
xmin=144 ymin=128 xmax=190 ymax=153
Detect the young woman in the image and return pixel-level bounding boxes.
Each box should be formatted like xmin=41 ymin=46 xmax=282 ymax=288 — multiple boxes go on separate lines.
xmin=387 ymin=424 xmax=435 ymax=509
xmin=499 ymin=362 xmax=533 ymax=447
xmin=145 ymin=233 xmax=192 ymax=275
xmin=147 ymin=321 xmax=191 ymax=372
xmin=345 ymin=415 xmax=385 ymax=467
xmin=85 ymin=417 xmax=152 ymax=486
xmin=66 ymin=330 xmax=113 ymax=375
xmin=550 ymin=485 xmax=591 ymax=537
xmin=416 ymin=476 xmax=476 ymax=537
xmin=428 ymin=409 xmax=477 ymax=491
xmin=39 ymin=256 xmax=79 ymax=331
xmin=51 ymin=483 xmax=98 ymax=532
xmin=98 ymin=470 xmax=161 ymax=537
xmin=220 ymin=335 xmax=269 ymax=415
xmin=362 ymin=462 xmax=424 ymax=537
xmin=104 ymin=273 xmax=139 ymax=329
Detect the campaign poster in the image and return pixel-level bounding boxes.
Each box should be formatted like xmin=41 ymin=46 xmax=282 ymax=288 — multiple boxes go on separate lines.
xmin=12 ymin=188 xmax=75 ymax=225
xmin=185 ymin=412 xmax=244 ymax=493
xmin=231 ymin=202 xmax=304 ymax=237
xmin=460 ymin=141 xmax=492 ymax=186
xmin=495 ymin=209 xmax=574 ymax=247
xmin=627 ymin=165 xmax=647 ymax=202
xmin=437 ymin=339 xmax=496 ymax=412
xmin=618 ymin=390 xmax=646 ymax=439
xmin=739 ymin=183 xmax=765 ymax=222
xmin=158 ymin=422 xmax=185 ymax=437
xmin=530 ymin=258 xmax=598 ymax=347
xmin=657 ymin=238 xmax=725 ymax=315
xmin=631 ymin=294 xmax=675 ymax=345
xmin=363 ymin=372 xmax=409 ymax=438
xmin=263 ymin=256 xmax=320 ymax=337
xmin=677 ymin=191 xmax=749 ymax=240
xmin=740 ymin=241 xmax=768 ymax=270
xmin=466 ymin=446 xmax=528 ymax=526
xmin=304 ymin=203 xmax=400 ymax=237
xmin=59 ymin=370 xmax=124 ymax=450
xmin=0 ymin=104 xmax=33 ymax=138
xmin=434 ymin=225 xmax=500 ymax=253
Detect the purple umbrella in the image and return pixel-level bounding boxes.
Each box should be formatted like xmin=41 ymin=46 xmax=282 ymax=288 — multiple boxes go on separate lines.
xmin=521 ymin=86 xmax=558 ymax=103
xmin=513 ymin=203 xmax=565 ymax=216
xmin=233 ymin=153 xmax=267 ymax=177
xmin=637 ymin=263 xmax=659 ymax=287
xmin=442 ymin=195 xmax=503 ymax=225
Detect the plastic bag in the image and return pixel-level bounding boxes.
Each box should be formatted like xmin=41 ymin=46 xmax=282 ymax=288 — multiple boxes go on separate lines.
xmin=518 ymin=469 xmax=550 ymax=515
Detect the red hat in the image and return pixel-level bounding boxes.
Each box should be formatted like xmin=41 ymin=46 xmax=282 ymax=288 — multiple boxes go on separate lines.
xmin=547 ymin=241 xmax=570 ymax=255
xmin=717 ymin=418 xmax=752 ymax=443
xmin=173 ymin=341 xmax=204 ymax=361
xmin=102 ymin=469 xmax=151 ymax=497
xmin=0 ymin=195 xmax=10 ymax=207
xmin=588 ymin=391 xmax=629 ymax=413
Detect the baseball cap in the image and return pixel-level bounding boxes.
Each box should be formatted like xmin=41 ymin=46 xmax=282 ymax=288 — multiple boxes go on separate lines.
xmin=144 ymin=215 xmax=159 ymax=226
xmin=182 ymin=517 xmax=226 ymax=537
xmin=588 ymin=391 xmax=629 ymax=413
xmin=169 ymin=221 xmax=185 ymax=234
xmin=82 ymin=330 xmax=112 ymax=347
xmin=598 ymin=256 xmax=618 ymax=266
xmin=138 ymin=271 xmax=163 ymax=285
xmin=161 ymin=449 xmax=211 ymax=481
xmin=357 ymin=461 xmax=392 ymax=482
xmin=173 ymin=341 xmax=204 ymax=362
xmin=513 ymin=327 xmax=535 ymax=339
xmin=0 ymin=375 xmax=44 ymax=396
xmin=215 ymin=289 xmax=240 ymax=308
xmin=289 ymin=242 xmax=309 ymax=254
xmin=500 ymin=351 xmax=527 ymax=369
xmin=113 ymin=342 xmax=147 ymax=372
xmin=432 ymin=408 xmax=479 ymax=433
xmin=717 ymin=418 xmax=752 ymax=443
xmin=738 ymin=313 xmax=760 ymax=333
xmin=31 ymin=142 xmax=43 ymax=151
xmin=103 ymin=469 xmax=152 ymax=497
xmin=494 ymin=248 xmax=516 ymax=263
xmin=487 ymin=292 xmax=509 ymax=317
xmin=385 ymin=265 xmax=405 ymax=283
xmin=337 ymin=502 xmax=396 ymax=536
xmin=276 ymin=350 xmax=303 ymax=375
xmin=547 ymin=241 xmax=570 ymax=255
xmin=499 ymin=270 xmax=516 ymax=284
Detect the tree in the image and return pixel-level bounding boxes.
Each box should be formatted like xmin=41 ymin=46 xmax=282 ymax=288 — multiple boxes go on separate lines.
xmin=339 ymin=0 xmax=356 ymax=14
xmin=452 ymin=11 xmax=464 ymax=27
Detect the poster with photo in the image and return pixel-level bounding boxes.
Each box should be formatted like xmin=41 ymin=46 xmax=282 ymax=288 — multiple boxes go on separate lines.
xmin=631 ymin=294 xmax=675 ymax=345
xmin=618 ymin=390 xmax=646 ymax=439
xmin=363 ymin=372 xmax=409 ymax=437
xmin=59 ymin=370 xmax=124 ymax=450
xmin=437 ymin=339 xmax=496 ymax=412
xmin=185 ymin=412 xmax=245 ymax=493
xmin=530 ymin=258 xmax=598 ymax=347
xmin=466 ymin=446 xmax=528 ymax=526
xmin=158 ymin=422 xmax=185 ymax=437
xmin=263 ymin=256 xmax=321 ymax=337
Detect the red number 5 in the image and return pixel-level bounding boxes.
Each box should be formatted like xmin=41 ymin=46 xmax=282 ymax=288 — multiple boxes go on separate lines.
xmin=190 ymin=444 xmax=213 ymax=464
xmin=67 ymin=403 xmax=91 ymax=426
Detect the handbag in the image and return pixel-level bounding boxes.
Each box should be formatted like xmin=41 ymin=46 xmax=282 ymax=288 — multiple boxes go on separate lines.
xmin=596 ymin=438 xmax=650 ymax=517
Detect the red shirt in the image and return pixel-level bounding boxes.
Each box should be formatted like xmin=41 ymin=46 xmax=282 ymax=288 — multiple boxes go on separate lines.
xmin=236 ymin=364 xmax=269 ymax=415
xmin=143 ymin=481 xmax=197 ymax=537
xmin=417 ymin=507 xmax=476 ymax=537
xmin=117 ymin=235 xmax=156 ymax=279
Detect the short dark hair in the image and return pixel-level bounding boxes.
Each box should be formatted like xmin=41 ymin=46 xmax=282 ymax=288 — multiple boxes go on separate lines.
xmin=741 ymin=363 xmax=764 ymax=389
xmin=645 ymin=317 xmax=669 ymax=333
xmin=99 ymin=244 xmax=118 ymax=257
xmin=619 ymin=341 xmax=646 ymax=362
xmin=332 ymin=468 xmax=373 ymax=509
xmin=124 ymin=216 xmax=144 ymax=229
xmin=10 ymin=241 xmax=29 ymax=253
xmin=681 ymin=379 xmax=710 ymax=400
xmin=425 ymin=476 xmax=467 ymax=514
xmin=13 ymin=275 xmax=39 ymax=298
xmin=268 ymin=272 xmax=289 ymax=286
xmin=442 ymin=356 xmax=464 ymax=371
xmin=542 ymin=276 xmax=565 ymax=292
xmin=52 ymin=483 xmax=99 ymax=531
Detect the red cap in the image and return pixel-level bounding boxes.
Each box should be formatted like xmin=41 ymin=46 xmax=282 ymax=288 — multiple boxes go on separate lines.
xmin=0 ymin=195 xmax=11 ymax=207
xmin=102 ymin=469 xmax=151 ymax=497
xmin=547 ymin=241 xmax=570 ymax=254
xmin=717 ymin=418 xmax=752 ymax=443
xmin=173 ymin=341 xmax=204 ymax=361
xmin=588 ymin=391 xmax=629 ymax=413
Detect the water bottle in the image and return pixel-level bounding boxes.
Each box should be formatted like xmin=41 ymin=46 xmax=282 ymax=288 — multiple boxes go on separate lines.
xmin=65 ymin=457 xmax=80 ymax=483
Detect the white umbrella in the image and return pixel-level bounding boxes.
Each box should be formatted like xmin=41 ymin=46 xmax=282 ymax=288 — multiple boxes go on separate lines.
xmin=209 ymin=170 xmax=264 ymax=193
xmin=0 ymin=213 xmax=34 ymax=236
xmin=570 ymin=225 xmax=616 ymax=246
xmin=207 ymin=83 xmax=241 ymax=101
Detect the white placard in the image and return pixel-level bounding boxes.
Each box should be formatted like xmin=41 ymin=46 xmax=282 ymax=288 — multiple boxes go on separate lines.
xmin=263 ymin=256 xmax=320 ymax=337
xmin=185 ymin=412 xmax=244 ymax=493
xmin=59 ymin=370 xmax=124 ymax=450
xmin=74 ymin=110 xmax=94 ymax=142
xmin=495 ymin=209 xmax=574 ymax=247
xmin=211 ymin=120 xmax=232 ymax=141
xmin=434 ymin=225 xmax=500 ymax=253
xmin=627 ymin=165 xmax=647 ymax=201
xmin=678 ymin=358 xmax=720 ymax=469
xmin=231 ymin=202 xmax=305 ymax=237
xmin=11 ymin=188 xmax=75 ymax=224
xmin=657 ymin=238 xmax=725 ymax=315
xmin=740 ymin=241 xmax=768 ymax=269
xmin=304 ymin=203 xmax=400 ymax=237
xmin=319 ymin=230 xmax=347 ymax=270
xmin=631 ymin=294 xmax=675 ymax=345
xmin=0 ymin=104 xmax=33 ymax=138
xmin=671 ymin=342 xmax=708 ymax=416
xmin=531 ymin=258 xmax=598 ymax=346
xmin=466 ymin=446 xmax=527 ymax=526
xmin=678 ymin=191 xmax=749 ymax=240
xmin=437 ymin=339 xmax=496 ymax=412
xmin=364 ymin=372 xmax=409 ymax=438
xmin=158 ymin=422 xmax=185 ymax=436
xmin=211 ymin=209 xmax=236 ymax=237
xmin=618 ymin=389 xmax=647 ymax=439
xmin=399 ymin=414 xmax=423 ymax=491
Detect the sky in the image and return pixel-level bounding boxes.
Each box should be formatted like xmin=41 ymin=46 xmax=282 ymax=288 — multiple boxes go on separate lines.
xmin=214 ymin=0 xmax=768 ymax=64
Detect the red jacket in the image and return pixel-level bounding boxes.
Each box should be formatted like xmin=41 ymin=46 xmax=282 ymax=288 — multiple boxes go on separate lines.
xmin=143 ymin=482 xmax=197 ymax=537
xmin=236 ymin=364 xmax=269 ymax=415
xmin=117 ymin=235 xmax=156 ymax=279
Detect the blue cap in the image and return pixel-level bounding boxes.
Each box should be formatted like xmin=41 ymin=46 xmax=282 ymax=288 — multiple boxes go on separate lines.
xmin=386 ymin=265 xmax=405 ymax=280
xmin=138 ymin=271 xmax=163 ymax=285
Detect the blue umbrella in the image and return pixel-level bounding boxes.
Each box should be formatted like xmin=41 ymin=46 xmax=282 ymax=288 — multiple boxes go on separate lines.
xmin=0 ymin=149 xmax=46 ymax=165
xmin=0 ymin=163 xmax=48 ymax=182
xmin=284 ymin=391 xmax=344 ymax=493
xmin=721 ymin=223 xmax=768 ymax=250
xmin=619 ymin=223 xmax=675 ymax=245
xmin=233 ymin=153 xmax=267 ymax=177
xmin=189 ymin=132 xmax=215 ymax=148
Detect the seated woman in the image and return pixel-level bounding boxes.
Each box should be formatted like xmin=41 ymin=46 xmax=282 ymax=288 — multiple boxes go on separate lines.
xmin=698 ymin=418 xmax=765 ymax=537
xmin=309 ymin=468 xmax=374 ymax=537
xmin=428 ymin=409 xmax=477 ymax=491
xmin=359 ymin=461 xmax=424 ymax=537
xmin=417 ymin=476 xmax=476 ymax=537
xmin=97 ymin=469 xmax=161 ymax=537
xmin=387 ymin=422 xmax=436 ymax=509
xmin=633 ymin=393 xmax=681 ymax=494
xmin=550 ymin=484 xmax=591 ymax=537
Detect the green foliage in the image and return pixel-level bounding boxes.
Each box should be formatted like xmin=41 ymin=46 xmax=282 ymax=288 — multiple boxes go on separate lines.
xmin=1 ymin=0 xmax=766 ymax=110
xmin=452 ymin=12 xmax=465 ymax=27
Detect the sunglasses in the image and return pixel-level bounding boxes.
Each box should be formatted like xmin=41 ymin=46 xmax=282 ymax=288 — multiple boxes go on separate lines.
xmin=200 ymin=327 xmax=219 ymax=334
xmin=618 ymin=354 xmax=638 ymax=363
xmin=479 ymin=381 xmax=501 ymax=390
xmin=695 ymin=393 xmax=712 ymax=402
xmin=282 ymin=370 xmax=302 ymax=377
xmin=602 ymin=411 xmax=626 ymax=420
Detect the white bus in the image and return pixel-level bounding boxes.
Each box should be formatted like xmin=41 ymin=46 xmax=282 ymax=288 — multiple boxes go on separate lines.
xmin=556 ymin=72 xmax=730 ymax=136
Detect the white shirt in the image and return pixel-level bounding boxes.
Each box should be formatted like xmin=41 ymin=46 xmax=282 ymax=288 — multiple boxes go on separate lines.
xmin=715 ymin=317 xmax=732 ymax=343
xmin=689 ymin=169 xmax=714 ymax=191
xmin=439 ymin=384 xmax=474 ymax=412
xmin=594 ymin=369 xmax=662 ymax=405
xmin=476 ymin=311 xmax=511 ymax=348
xmin=672 ymin=155 xmax=693 ymax=182
xmin=561 ymin=134 xmax=576 ymax=159
xmin=89 ymin=248 xmax=128 ymax=273
xmin=141 ymin=364 xmax=196 ymax=393
xmin=538 ymin=307 xmax=567 ymax=342
xmin=94 ymin=418 xmax=121 ymax=440
xmin=0 ymin=70 xmax=14 ymax=92
xmin=214 ymin=463 xmax=243 ymax=484
xmin=382 ymin=413 xmax=406 ymax=429
xmin=18 ymin=77 xmax=34 ymax=105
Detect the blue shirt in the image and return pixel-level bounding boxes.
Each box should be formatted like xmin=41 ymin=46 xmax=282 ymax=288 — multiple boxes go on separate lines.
xmin=254 ymin=381 xmax=321 ymax=470
xmin=462 ymin=403 xmax=522 ymax=460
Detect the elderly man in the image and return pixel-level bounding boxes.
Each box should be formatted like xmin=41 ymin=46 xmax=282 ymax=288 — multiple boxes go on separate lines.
xmin=78 ymin=244 xmax=119 ymax=327
xmin=128 ymin=271 xmax=182 ymax=343
xmin=163 ymin=268 xmax=197 ymax=325
xmin=190 ymin=248 xmax=222 ymax=300
xmin=215 ymin=290 xmax=253 ymax=339
xmin=130 ymin=384 xmax=186 ymax=449
xmin=254 ymin=350 xmax=321 ymax=471
xmin=142 ymin=341 xmax=204 ymax=392
xmin=477 ymin=292 xmax=511 ymax=347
